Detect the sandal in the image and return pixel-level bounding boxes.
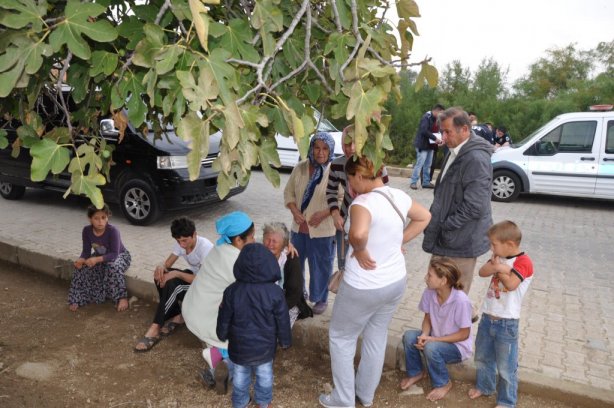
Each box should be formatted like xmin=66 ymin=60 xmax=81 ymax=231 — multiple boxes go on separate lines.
xmin=160 ymin=321 xmax=182 ymax=337
xmin=134 ymin=336 xmax=160 ymax=353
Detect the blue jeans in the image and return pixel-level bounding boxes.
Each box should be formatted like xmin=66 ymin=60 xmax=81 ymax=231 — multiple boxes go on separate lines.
xmin=403 ymin=329 xmax=462 ymax=388
xmin=410 ymin=148 xmax=434 ymax=185
xmin=291 ymin=232 xmax=335 ymax=304
xmin=231 ymin=360 xmax=274 ymax=408
xmin=474 ymin=314 xmax=519 ymax=408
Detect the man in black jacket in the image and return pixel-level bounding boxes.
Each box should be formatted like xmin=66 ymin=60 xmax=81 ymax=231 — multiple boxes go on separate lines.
xmin=410 ymin=104 xmax=445 ymax=190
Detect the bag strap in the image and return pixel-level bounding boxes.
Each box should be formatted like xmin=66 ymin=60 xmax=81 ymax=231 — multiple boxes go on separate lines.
xmin=371 ymin=189 xmax=407 ymax=227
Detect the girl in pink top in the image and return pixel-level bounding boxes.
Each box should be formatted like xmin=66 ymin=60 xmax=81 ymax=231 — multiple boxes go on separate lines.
xmin=400 ymin=257 xmax=473 ymax=401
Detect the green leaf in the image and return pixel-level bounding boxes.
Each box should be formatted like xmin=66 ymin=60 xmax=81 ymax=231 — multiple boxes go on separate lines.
xmin=155 ymin=44 xmax=182 ymax=75
xmin=67 ymin=62 xmax=90 ymax=102
xmin=176 ymin=68 xmax=218 ymax=111
xmin=68 ymin=172 xmax=106 ymax=207
xmin=346 ymin=82 xmax=386 ymax=152
xmin=188 ymin=0 xmax=210 ymax=51
xmin=0 ymin=0 xmax=47 ymax=31
xmin=218 ymin=19 xmax=259 ymax=62
xmin=0 ymin=129 xmax=7 ymax=149
xmin=118 ymin=16 xmax=144 ymax=50
xmin=201 ymin=49 xmax=243 ymax=128
xmin=176 ymin=111 xmax=210 ymax=181
xmin=30 ymin=138 xmax=71 ymax=181
xmin=357 ymin=58 xmax=397 ymax=78
xmin=0 ymin=37 xmax=52 ymax=96
xmin=90 ymin=51 xmax=118 ymax=77
xmin=132 ymin=23 xmax=166 ymax=68
xmin=424 ymin=63 xmax=439 ymax=88
xmin=48 ymin=0 xmax=118 ymax=60
xmin=68 ymin=143 xmax=102 ymax=176
xmin=252 ymin=0 xmax=283 ymax=56
xmin=396 ymin=0 xmax=420 ymax=19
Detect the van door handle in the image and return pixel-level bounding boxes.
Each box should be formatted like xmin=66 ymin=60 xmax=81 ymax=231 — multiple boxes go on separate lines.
xmin=604 ymin=158 xmax=614 ymax=162
xmin=580 ymin=157 xmax=595 ymax=161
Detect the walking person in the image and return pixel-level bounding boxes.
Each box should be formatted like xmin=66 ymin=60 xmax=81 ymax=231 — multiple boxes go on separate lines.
xmin=319 ymin=156 xmax=431 ymax=408
xmin=422 ymin=107 xmax=494 ymax=319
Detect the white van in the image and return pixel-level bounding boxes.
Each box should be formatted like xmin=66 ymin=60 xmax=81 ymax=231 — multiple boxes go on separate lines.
xmin=491 ymin=107 xmax=614 ymax=202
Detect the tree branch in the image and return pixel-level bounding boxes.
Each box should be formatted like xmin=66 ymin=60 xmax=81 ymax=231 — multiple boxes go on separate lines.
xmin=56 ymin=51 xmax=73 ymax=136
xmin=329 ymin=0 xmax=343 ymax=32
xmin=339 ymin=0 xmax=363 ymax=82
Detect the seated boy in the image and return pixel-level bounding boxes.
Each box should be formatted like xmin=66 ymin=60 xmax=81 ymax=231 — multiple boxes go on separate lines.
xmin=217 ymin=243 xmax=292 ymax=408
xmin=134 ymin=217 xmax=213 ymax=352
xmin=468 ymin=220 xmax=534 ymax=408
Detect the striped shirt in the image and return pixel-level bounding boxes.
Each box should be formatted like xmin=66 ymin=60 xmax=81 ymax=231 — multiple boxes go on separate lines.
xmin=325 ymin=156 xmax=389 ymax=219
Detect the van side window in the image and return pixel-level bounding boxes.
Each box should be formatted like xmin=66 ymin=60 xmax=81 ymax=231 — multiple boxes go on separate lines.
xmin=606 ymin=121 xmax=614 ymax=154
xmin=534 ymin=121 xmax=597 ymax=155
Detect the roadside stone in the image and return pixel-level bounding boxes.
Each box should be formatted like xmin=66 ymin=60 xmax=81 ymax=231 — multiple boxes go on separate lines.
xmin=15 ymin=361 xmax=55 ymax=381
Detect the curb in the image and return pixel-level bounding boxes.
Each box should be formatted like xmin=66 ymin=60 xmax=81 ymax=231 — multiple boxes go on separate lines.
xmin=1 ymin=242 xmax=613 ymax=407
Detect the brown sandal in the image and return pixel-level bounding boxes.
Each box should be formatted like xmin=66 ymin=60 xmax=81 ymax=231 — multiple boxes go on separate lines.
xmin=134 ymin=336 xmax=160 ymax=352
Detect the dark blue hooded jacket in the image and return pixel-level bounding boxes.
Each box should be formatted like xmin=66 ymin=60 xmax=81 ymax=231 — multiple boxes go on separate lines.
xmin=216 ymin=243 xmax=292 ymax=366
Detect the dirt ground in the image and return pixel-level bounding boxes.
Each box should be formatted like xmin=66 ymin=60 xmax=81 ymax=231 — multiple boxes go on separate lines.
xmin=0 ymin=263 xmax=585 ymax=408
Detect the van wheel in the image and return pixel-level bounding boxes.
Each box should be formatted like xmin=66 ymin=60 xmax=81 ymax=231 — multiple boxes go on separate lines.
xmin=491 ymin=170 xmax=521 ymax=202
xmin=0 ymin=182 xmax=26 ymax=200
xmin=119 ymin=179 xmax=160 ymax=225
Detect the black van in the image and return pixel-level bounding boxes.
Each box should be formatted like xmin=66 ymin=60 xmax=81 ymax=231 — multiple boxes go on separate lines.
xmin=0 ymin=116 xmax=247 ymax=226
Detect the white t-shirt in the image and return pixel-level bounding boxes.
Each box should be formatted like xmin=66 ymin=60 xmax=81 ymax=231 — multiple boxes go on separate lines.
xmin=172 ymin=235 xmax=214 ymax=274
xmin=344 ymin=186 xmax=412 ymax=290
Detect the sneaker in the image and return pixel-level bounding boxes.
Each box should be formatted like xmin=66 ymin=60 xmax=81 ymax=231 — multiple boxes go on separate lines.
xmin=312 ymin=302 xmax=328 ymax=315
xmin=214 ymin=360 xmax=229 ymax=395
xmin=318 ymin=393 xmax=353 ymax=408
xmin=409 ymin=183 xmax=418 ymax=190
xmin=422 ymin=183 xmax=435 ymax=189
xmin=196 ymin=368 xmax=215 ymax=389
xmin=356 ymin=396 xmax=373 ymax=407
xmin=202 ymin=347 xmax=222 ymax=369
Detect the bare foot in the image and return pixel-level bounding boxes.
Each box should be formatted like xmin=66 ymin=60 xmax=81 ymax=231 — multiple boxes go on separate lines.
xmin=468 ymin=388 xmax=483 ymax=399
xmin=400 ymin=372 xmax=424 ymax=390
xmin=144 ymin=323 xmax=161 ymax=339
xmin=426 ymin=381 xmax=452 ymax=401
xmin=69 ymin=303 xmax=79 ymax=312
xmin=116 ymin=298 xmax=129 ymax=312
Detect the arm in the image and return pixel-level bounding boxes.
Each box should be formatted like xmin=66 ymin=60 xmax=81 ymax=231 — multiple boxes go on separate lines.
xmin=284 ymin=166 xmax=306 ymax=225
xmin=101 ymin=226 xmax=122 ymax=262
xmin=274 ymin=291 xmax=292 ymax=349
xmin=154 ymin=253 xmax=179 ymax=283
xmin=216 ymin=289 xmax=233 ymax=342
xmin=308 ymin=209 xmax=331 ymax=228
xmin=159 ymin=268 xmax=196 ymax=286
xmin=348 ymin=204 xmax=375 ymax=270
xmin=479 ymin=256 xmax=522 ymax=291
xmin=326 ymin=162 xmax=343 ymax=229
xmin=402 ymin=201 xmax=431 ymax=244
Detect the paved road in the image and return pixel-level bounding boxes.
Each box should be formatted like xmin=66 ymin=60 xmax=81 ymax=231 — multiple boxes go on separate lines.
xmin=0 ymin=170 xmax=613 ymax=402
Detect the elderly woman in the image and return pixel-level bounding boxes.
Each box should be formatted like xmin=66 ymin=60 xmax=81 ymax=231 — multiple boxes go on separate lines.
xmin=319 ymin=156 xmax=431 ymax=408
xmin=262 ymin=222 xmax=313 ymax=326
xmin=284 ymin=132 xmax=336 ymax=315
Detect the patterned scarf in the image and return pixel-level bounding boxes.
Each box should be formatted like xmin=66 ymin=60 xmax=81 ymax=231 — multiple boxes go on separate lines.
xmin=300 ymin=132 xmax=335 ymax=212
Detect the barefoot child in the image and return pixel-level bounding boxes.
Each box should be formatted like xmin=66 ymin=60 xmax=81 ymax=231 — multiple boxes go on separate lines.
xmin=217 ymin=243 xmax=292 ymax=408
xmin=400 ymin=257 xmax=473 ymax=402
xmin=468 ymin=220 xmax=534 ymax=408
xmin=68 ymin=204 xmax=131 ymax=312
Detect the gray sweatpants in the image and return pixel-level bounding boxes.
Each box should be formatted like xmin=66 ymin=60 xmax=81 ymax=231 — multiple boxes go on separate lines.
xmin=329 ymin=276 xmax=407 ymax=406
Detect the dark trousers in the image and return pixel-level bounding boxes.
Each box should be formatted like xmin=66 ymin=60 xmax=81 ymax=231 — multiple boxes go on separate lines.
xmin=153 ymin=268 xmax=192 ymax=325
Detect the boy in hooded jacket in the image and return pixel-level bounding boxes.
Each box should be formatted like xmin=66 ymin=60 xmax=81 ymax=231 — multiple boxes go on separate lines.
xmin=217 ymin=243 xmax=292 ymax=408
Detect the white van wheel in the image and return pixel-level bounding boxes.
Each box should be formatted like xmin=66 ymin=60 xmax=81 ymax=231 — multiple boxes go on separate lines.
xmin=492 ymin=170 xmax=521 ymax=202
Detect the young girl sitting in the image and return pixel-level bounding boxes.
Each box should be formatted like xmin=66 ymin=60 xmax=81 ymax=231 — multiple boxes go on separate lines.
xmin=400 ymin=257 xmax=473 ymax=401
xmin=68 ymin=204 xmax=131 ymax=312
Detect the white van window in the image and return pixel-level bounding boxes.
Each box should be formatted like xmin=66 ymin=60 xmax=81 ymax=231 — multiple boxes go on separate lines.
xmin=535 ymin=121 xmax=597 ymax=155
xmin=606 ymin=121 xmax=614 ymax=154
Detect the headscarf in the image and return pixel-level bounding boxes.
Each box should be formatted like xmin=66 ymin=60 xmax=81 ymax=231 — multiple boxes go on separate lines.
xmin=300 ymin=132 xmax=335 ymax=212
xmin=215 ymin=211 xmax=253 ymax=245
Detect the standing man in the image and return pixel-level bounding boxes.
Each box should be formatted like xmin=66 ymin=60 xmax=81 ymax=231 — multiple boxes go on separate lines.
xmin=422 ymin=107 xmax=493 ymax=318
xmin=410 ymin=104 xmax=445 ymax=190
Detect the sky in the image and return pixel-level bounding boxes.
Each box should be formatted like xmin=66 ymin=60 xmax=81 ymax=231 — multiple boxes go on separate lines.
xmin=390 ymin=0 xmax=614 ymax=84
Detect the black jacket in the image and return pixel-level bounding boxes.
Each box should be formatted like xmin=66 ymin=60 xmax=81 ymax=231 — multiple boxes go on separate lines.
xmin=413 ymin=111 xmax=438 ymax=151
xmin=283 ymin=255 xmax=313 ymax=320
xmin=422 ymin=135 xmax=494 ymax=257
xmin=217 ymin=243 xmax=292 ymax=366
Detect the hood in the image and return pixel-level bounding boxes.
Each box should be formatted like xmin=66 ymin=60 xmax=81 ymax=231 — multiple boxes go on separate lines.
xmin=459 ymin=133 xmax=495 ymax=157
xmin=233 ymin=243 xmax=281 ymax=284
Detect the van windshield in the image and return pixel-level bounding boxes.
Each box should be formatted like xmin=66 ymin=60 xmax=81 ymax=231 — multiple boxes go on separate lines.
xmin=512 ymin=120 xmax=556 ymax=148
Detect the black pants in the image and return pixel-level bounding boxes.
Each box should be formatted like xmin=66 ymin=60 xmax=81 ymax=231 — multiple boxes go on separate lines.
xmin=153 ymin=268 xmax=192 ymax=326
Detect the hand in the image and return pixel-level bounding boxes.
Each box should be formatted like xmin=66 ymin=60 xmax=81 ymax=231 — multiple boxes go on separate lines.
xmin=74 ymin=258 xmax=85 ymax=269
xmin=308 ymin=210 xmax=328 ymax=227
xmin=351 ymin=248 xmax=376 ymax=270
xmin=415 ymin=334 xmax=431 ymax=350
xmin=332 ymin=212 xmax=344 ymax=231
xmin=158 ymin=270 xmax=175 ymax=288
xmin=154 ymin=264 xmax=166 ymax=284
xmin=85 ymin=257 xmax=99 ymax=267
xmin=287 ymin=243 xmax=299 ymax=258
xmin=291 ymin=209 xmax=306 ymax=225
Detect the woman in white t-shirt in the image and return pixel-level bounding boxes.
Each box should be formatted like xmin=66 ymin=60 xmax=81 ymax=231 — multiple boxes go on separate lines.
xmin=319 ymin=157 xmax=431 ymax=408
xmin=134 ymin=217 xmax=213 ymax=352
